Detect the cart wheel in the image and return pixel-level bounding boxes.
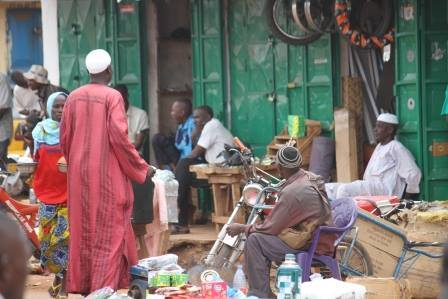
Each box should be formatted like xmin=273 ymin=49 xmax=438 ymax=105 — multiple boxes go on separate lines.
xmin=128 ymin=279 xmax=147 ymax=299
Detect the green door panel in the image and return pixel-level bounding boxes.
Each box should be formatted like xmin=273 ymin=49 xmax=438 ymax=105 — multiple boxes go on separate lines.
xmin=395 ymin=36 xmax=418 ymax=82
xmin=421 ymin=0 xmax=448 ymax=200
xmin=191 ymin=0 xmax=225 ymax=121
xmin=395 ymin=0 xmax=423 ymax=168
xmin=58 ymin=0 xmax=106 ymax=91
xmin=106 ymin=0 xmax=142 ymax=107
xmin=396 ymin=0 xmax=448 ymax=200
xmin=226 ymin=0 xmax=335 ymax=156
xmin=229 ymin=0 xmax=276 ymax=155
xmin=58 ymin=0 xmax=144 ymax=108
xmin=76 ymin=0 xmax=105 ymax=87
xmin=305 ymin=36 xmax=333 ymax=130
xmin=58 ymin=0 xmax=81 ymax=91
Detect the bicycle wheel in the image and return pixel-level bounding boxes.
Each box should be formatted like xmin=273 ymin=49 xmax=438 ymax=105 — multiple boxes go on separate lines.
xmin=266 ymin=0 xmax=322 ymax=45
xmin=304 ymin=0 xmax=335 ymax=33
xmin=292 ymin=0 xmax=313 ymax=34
xmin=337 ymin=237 xmax=373 ymax=277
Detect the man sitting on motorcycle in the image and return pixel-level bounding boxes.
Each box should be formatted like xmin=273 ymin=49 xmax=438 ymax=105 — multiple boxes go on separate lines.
xmin=227 ymin=146 xmax=336 ymax=298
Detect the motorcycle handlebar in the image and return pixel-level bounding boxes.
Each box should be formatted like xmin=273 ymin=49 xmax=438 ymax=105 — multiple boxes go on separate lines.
xmin=234 ymin=137 xmax=250 ymax=153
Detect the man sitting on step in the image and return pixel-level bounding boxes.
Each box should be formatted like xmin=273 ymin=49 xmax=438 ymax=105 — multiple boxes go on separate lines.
xmin=325 ymin=113 xmax=422 ymax=200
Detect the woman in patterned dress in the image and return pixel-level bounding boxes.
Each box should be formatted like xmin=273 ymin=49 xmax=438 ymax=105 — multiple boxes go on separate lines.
xmin=32 ymin=92 xmax=69 ymax=298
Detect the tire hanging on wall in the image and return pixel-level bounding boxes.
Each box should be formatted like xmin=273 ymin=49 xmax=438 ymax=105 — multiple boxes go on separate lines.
xmin=335 ymin=0 xmax=394 ymax=49
xmin=266 ymin=0 xmax=322 ymax=46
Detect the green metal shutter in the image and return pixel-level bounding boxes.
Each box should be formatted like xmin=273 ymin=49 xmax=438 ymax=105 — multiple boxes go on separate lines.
xmin=58 ymin=0 xmax=106 ymax=91
xmin=395 ymin=0 xmax=424 ymax=196
xmin=396 ymin=0 xmax=448 ymax=200
xmin=395 ymin=0 xmax=423 ymax=168
xmin=228 ymin=0 xmax=335 ymax=156
xmin=228 ymin=0 xmax=276 ymax=154
xmin=58 ymin=0 xmax=144 ymax=108
xmin=275 ymin=35 xmax=335 ymax=132
xmin=191 ymin=0 xmax=226 ymax=121
xmin=420 ymin=0 xmax=448 ymax=200
xmin=106 ymin=0 xmax=143 ymax=108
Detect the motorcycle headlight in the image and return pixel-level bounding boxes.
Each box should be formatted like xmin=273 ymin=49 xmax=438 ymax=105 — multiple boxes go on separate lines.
xmin=242 ymin=183 xmax=265 ymax=207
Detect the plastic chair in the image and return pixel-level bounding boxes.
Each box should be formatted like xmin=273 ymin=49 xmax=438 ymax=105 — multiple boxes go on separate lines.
xmin=296 ymin=197 xmax=358 ymax=282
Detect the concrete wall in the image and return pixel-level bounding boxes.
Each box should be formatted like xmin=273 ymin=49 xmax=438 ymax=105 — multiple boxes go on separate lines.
xmin=41 ymin=0 xmax=59 ymax=85
xmin=146 ymin=0 xmax=159 ymax=164
xmin=0 ymin=1 xmax=40 ymax=73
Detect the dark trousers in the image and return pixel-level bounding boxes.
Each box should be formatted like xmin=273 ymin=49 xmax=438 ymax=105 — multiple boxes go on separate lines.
xmin=0 ymin=139 xmax=9 ymax=171
xmin=151 ymin=133 xmax=179 ymax=167
xmin=245 ymin=233 xmax=300 ymax=299
xmin=175 ymin=157 xmax=203 ymax=226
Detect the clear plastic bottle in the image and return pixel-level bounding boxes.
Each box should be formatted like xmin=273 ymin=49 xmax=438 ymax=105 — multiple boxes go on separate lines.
xmin=233 ymin=264 xmax=249 ymax=294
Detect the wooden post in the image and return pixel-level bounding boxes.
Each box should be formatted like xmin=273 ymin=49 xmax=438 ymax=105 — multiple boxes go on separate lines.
xmin=334 ymin=108 xmax=359 ymax=182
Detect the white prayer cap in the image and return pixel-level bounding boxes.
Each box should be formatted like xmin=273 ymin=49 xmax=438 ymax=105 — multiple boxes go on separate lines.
xmin=377 ymin=113 xmax=399 ymax=125
xmin=85 ymin=49 xmax=111 ymax=74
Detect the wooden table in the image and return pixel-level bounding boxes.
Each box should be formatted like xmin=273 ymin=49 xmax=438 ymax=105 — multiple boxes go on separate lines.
xmin=189 ymin=164 xmax=277 ymax=231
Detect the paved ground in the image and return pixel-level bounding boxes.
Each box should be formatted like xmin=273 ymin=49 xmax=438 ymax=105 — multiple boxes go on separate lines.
xmin=24 ymin=225 xmax=217 ymax=298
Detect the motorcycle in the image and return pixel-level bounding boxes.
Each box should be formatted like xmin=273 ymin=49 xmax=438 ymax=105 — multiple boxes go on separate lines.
xmin=354 ymin=195 xmax=421 ymax=225
xmin=188 ymin=138 xmax=285 ymax=284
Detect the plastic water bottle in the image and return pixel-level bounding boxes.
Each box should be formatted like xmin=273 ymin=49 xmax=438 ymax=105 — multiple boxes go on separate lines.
xmin=29 ymin=188 xmax=36 ymax=204
xmin=233 ymin=264 xmax=248 ymax=294
xmin=276 ymin=254 xmax=302 ymax=299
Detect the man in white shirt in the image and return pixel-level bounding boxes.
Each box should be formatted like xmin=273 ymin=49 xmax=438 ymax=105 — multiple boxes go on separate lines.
xmin=0 ymin=212 xmax=30 ymax=299
xmin=115 ymin=84 xmax=149 ymax=153
xmin=0 ymin=73 xmax=12 ymax=170
xmin=11 ymin=71 xmax=41 ymax=117
xmin=325 ymin=113 xmax=422 ymax=199
xmin=173 ymin=105 xmax=234 ymax=234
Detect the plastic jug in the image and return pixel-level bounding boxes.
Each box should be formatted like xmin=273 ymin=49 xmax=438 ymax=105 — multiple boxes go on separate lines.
xmin=276 ymin=254 xmax=302 ymax=299
xmin=233 ymin=264 xmax=248 ymax=294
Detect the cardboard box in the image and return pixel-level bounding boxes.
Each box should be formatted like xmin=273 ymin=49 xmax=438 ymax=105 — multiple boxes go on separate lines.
xmin=346 ymin=277 xmax=411 ymax=299
xmin=334 ymin=109 xmax=359 ymax=182
xmin=353 ymin=209 xmax=444 ymax=298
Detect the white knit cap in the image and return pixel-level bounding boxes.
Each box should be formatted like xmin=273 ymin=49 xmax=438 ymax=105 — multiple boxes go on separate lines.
xmin=85 ymin=49 xmax=111 ymax=74
xmin=377 ymin=113 xmax=399 ymax=125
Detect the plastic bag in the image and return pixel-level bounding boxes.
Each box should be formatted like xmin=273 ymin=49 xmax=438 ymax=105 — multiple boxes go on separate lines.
xmin=85 ymin=287 xmax=114 ymax=299
xmin=138 ymin=254 xmax=179 ymax=270
xmin=160 ymin=263 xmax=184 ymax=273
xmin=109 ymin=294 xmax=133 ymax=299
xmin=4 ymin=171 xmax=23 ymax=196
xmin=301 ymin=278 xmax=366 ymax=299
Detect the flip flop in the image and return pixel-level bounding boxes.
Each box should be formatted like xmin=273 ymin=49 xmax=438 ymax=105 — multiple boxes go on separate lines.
xmin=48 ymin=283 xmax=61 ymax=298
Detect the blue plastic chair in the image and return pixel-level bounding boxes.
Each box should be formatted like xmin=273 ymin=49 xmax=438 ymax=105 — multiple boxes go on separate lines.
xmin=296 ymin=197 xmax=358 ymax=281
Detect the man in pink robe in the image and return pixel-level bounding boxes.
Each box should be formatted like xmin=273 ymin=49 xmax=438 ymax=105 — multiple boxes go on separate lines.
xmin=60 ymin=49 xmax=154 ymax=294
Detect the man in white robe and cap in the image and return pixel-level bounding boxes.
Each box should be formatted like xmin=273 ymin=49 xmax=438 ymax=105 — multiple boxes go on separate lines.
xmin=326 ymin=113 xmax=422 ymax=199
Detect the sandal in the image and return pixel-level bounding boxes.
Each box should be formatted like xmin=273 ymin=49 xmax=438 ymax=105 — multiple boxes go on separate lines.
xmin=48 ymin=283 xmax=61 ymax=298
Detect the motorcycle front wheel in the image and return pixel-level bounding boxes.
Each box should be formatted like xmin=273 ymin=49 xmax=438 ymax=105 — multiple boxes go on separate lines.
xmin=188 ymin=244 xmax=235 ymax=285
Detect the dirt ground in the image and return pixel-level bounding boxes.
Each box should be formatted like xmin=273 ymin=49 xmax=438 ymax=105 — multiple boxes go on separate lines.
xmin=24 ymin=225 xmax=216 ymax=298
